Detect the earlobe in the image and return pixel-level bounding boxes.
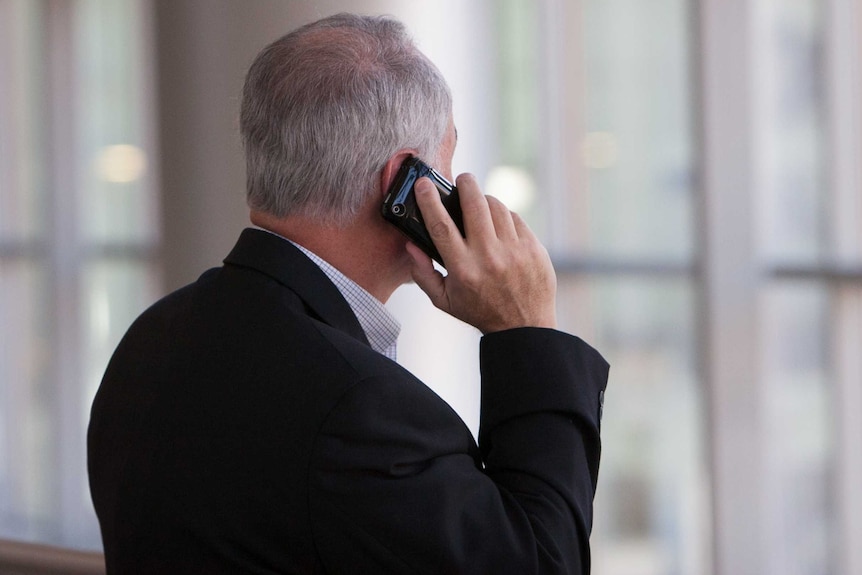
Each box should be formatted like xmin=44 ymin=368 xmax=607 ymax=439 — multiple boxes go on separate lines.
xmin=379 ymin=149 xmax=418 ymax=197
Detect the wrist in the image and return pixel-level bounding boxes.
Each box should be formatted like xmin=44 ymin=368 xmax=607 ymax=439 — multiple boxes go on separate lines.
xmin=478 ymin=313 xmax=558 ymax=335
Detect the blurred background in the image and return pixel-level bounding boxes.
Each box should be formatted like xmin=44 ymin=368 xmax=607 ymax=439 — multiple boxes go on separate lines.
xmin=1 ymin=0 xmax=861 ymax=574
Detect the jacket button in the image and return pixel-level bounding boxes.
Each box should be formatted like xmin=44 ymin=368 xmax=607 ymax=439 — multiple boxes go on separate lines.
xmin=598 ymin=390 xmax=605 ymax=423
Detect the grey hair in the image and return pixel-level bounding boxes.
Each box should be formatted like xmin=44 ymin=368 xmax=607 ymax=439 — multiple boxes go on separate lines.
xmin=240 ymin=13 xmax=453 ymax=226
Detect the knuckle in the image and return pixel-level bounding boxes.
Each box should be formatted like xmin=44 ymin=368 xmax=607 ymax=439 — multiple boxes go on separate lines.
xmin=523 ymin=235 xmax=546 ymax=257
xmin=461 ymin=270 xmax=481 ymax=288
xmin=428 ymin=219 xmax=454 ymax=242
xmin=486 ymin=253 xmax=507 ymax=275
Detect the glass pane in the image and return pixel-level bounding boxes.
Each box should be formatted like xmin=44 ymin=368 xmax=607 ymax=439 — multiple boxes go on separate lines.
xmin=580 ymin=0 xmax=695 ymax=262
xmin=75 ymin=0 xmax=157 ymax=244
xmin=0 ymin=0 xmax=45 ymax=243
xmin=0 ymin=261 xmax=54 ymax=542
xmin=760 ymin=0 xmax=826 ymax=262
xmin=487 ymin=0 xmax=542 ymax=231
xmin=558 ymin=276 xmax=710 ymax=575
xmin=762 ymin=282 xmax=833 ymax=574
xmin=0 ymin=0 xmax=161 ymax=553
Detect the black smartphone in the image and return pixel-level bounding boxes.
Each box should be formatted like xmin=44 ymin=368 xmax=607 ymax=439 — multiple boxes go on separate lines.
xmin=381 ymin=157 xmax=465 ymax=266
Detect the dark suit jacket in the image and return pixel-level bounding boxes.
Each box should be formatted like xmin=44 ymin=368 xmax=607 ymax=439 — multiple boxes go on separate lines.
xmin=88 ymin=228 xmax=609 ymax=574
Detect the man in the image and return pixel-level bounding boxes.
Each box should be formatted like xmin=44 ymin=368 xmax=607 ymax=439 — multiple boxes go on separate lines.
xmin=88 ymin=13 xmax=608 ymax=575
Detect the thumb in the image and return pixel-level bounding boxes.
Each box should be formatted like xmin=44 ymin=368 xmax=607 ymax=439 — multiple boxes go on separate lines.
xmin=406 ymin=242 xmax=449 ymax=311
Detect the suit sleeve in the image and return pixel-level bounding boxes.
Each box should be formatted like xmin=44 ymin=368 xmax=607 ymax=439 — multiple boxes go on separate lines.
xmin=308 ymin=327 xmax=609 ymax=575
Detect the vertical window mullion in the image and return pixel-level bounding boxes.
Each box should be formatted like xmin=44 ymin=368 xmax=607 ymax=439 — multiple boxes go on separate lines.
xmin=825 ymin=0 xmax=862 ymax=262
xmin=699 ymin=1 xmax=765 ymax=574
xmin=44 ymin=0 xmax=86 ymax=546
xmin=831 ymin=287 xmax=862 ymax=575
xmin=825 ymin=1 xmax=862 ymax=573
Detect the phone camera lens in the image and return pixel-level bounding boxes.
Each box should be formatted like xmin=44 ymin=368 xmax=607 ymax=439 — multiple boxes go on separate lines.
xmin=391 ymin=204 xmax=406 ymax=216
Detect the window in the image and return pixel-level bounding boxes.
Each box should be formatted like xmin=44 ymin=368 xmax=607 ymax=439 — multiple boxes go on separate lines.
xmin=492 ymin=0 xmax=862 ymax=574
xmin=0 ymin=0 xmax=159 ymax=550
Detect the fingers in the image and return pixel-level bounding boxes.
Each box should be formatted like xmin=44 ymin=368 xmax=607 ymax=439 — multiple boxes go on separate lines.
xmin=405 ymin=241 xmax=450 ymax=313
xmin=413 ymin=177 xmax=466 ymax=266
xmin=486 ymin=195 xmax=518 ymax=241
xmin=414 ymin=173 xmax=521 ymax=266
xmin=454 ymin=174 xmax=495 ymax=241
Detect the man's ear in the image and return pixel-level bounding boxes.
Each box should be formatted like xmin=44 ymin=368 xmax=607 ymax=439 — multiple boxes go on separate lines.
xmin=379 ymin=150 xmax=418 ymax=198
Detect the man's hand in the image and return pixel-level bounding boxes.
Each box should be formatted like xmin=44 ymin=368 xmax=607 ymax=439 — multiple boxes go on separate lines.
xmin=407 ymin=174 xmax=558 ymax=334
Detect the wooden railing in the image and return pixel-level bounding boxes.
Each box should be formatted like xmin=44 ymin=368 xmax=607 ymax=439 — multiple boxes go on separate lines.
xmin=0 ymin=539 xmax=104 ymax=575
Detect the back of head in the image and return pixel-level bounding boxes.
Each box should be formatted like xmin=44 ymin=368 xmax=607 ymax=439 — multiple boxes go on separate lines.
xmin=241 ymin=13 xmax=452 ymax=227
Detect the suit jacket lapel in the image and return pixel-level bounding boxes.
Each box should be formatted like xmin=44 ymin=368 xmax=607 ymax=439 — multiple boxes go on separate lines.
xmin=223 ymin=228 xmax=370 ymax=347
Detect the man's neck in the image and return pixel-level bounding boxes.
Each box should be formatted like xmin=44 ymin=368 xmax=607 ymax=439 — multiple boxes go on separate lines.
xmin=250 ymin=209 xmax=409 ymax=303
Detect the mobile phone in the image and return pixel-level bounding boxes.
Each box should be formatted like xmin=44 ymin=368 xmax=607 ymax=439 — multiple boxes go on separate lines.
xmin=381 ymin=157 xmax=465 ymax=266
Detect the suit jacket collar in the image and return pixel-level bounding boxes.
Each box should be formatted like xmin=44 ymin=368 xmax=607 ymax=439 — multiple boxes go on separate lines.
xmin=223 ymin=228 xmax=370 ymax=347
